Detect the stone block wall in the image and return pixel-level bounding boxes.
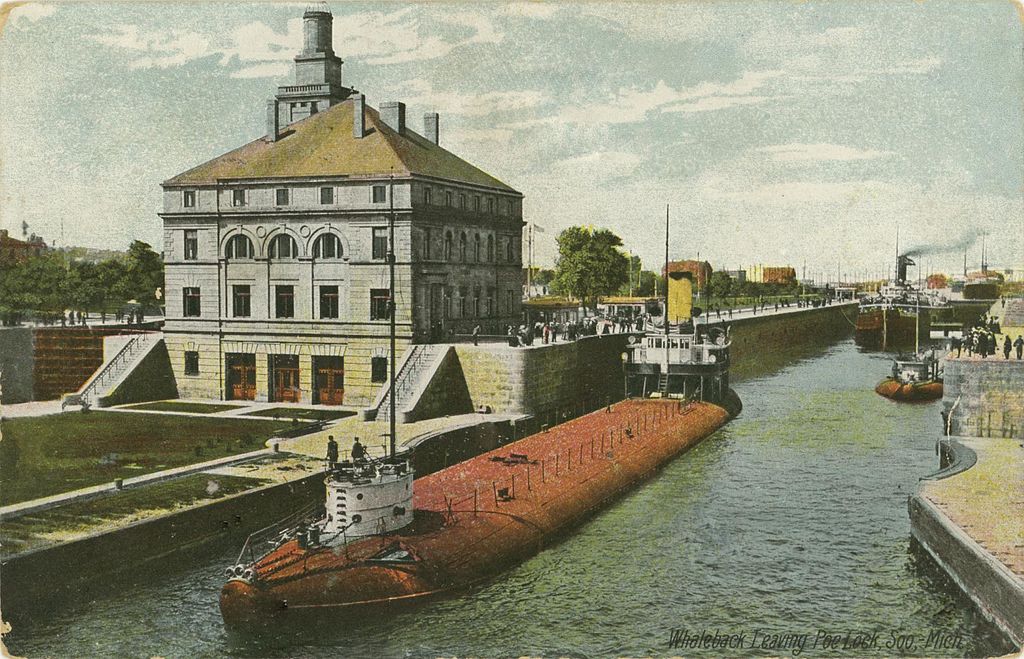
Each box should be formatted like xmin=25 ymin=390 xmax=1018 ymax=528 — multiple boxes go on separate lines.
xmin=453 ymin=334 xmax=629 ymax=421
xmin=943 ymin=358 xmax=1024 ymax=439
xmin=0 ymin=328 xmax=34 ymax=404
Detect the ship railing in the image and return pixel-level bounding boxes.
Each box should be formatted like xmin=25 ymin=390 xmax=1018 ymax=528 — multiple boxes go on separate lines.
xmin=237 ymin=500 xmax=321 ymax=565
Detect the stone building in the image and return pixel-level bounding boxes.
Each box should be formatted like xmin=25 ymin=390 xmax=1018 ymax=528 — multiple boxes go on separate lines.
xmin=160 ymin=7 xmax=523 ymax=407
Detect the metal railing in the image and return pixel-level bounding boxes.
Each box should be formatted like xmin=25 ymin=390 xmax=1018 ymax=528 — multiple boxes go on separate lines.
xmin=236 ymin=500 xmax=321 ymax=566
xmin=376 ymin=345 xmax=440 ymax=421
xmin=65 ymin=333 xmax=154 ymax=407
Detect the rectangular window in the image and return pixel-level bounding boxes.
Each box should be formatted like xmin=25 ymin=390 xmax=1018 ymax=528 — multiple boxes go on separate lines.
xmin=506 ymin=290 xmax=515 ymax=315
xmin=487 ymin=197 xmax=495 ymax=214
xmin=459 ymin=194 xmax=466 ymax=210
xmin=232 ymin=189 xmax=246 ymax=207
xmin=487 ymin=287 xmax=496 ymax=317
xmin=276 ymin=188 xmax=290 ymax=206
xmin=183 ymin=287 xmax=201 ymax=317
xmin=423 ymin=228 xmax=432 ymax=260
xmin=370 ymin=288 xmax=390 ymax=320
xmin=183 ymin=190 xmax=196 ymax=208
xmin=372 ymin=227 xmax=388 ymax=260
xmin=320 ymin=285 xmax=339 ymax=319
xmin=183 ymin=229 xmax=198 ymax=260
xmin=445 ymin=190 xmax=453 ymax=207
xmin=458 ymin=286 xmax=467 ymax=318
xmin=371 ymin=356 xmax=388 ymax=383
xmin=372 ymin=185 xmax=387 ymax=203
xmin=424 ymin=187 xmax=432 ymax=205
xmin=473 ymin=195 xmax=481 ymax=212
xmin=275 ymin=285 xmax=295 ymax=319
xmin=184 ymin=351 xmax=199 ymax=376
xmin=232 ymin=285 xmax=251 ymax=318
xmin=320 ymin=187 xmax=333 ymax=204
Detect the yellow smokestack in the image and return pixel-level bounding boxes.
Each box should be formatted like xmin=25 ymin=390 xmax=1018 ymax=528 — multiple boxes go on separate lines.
xmin=667 ymin=271 xmax=693 ymax=323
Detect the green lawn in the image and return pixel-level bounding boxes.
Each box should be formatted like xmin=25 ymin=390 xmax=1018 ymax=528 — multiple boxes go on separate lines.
xmin=0 ymin=412 xmax=290 ymax=506
xmin=122 ymin=401 xmax=244 ymax=414
xmin=0 ymin=472 xmax=269 ymax=557
xmin=242 ymin=407 xmax=355 ymax=421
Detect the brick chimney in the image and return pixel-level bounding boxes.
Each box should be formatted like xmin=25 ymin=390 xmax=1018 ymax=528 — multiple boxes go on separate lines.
xmin=352 ymin=93 xmax=366 ymax=138
xmin=380 ymin=101 xmax=406 ymax=134
xmin=424 ymin=112 xmax=439 ymax=144
xmin=265 ymin=99 xmax=279 ymax=142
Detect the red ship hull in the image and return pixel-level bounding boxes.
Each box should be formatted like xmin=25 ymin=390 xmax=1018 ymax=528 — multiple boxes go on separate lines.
xmin=220 ymin=396 xmax=739 ymax=627
xmin=874 ymin=377 xmax=943 ymax=402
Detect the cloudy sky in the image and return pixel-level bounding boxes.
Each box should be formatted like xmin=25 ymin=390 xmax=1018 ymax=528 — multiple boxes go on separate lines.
xmin=2 ymin=1 xmax=1022 ymax=279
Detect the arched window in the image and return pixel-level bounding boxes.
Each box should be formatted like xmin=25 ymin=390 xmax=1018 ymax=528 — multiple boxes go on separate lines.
xmin=225 ymin=234 xmax=254 ymax=259
xmin=313 ymin=233 xmax=342 ymax=259
xmin=487 ymin=235 xmax=494 ymax=262
xmin=459 ymin=232 xmax=467 ymax=262
xmin=505 ymin=237 xmax=514 ymax=263
xmin=268 ymin=233 xmax=298 ymax=259
xmin=473 ymin=234 xmax=481 ymax=262
xmin=444 ymin=231 xmax=453 ymax=261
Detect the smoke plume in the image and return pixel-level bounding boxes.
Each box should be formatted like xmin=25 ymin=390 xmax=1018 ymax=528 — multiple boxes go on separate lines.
xmin=900 ymin=228 xmax=985 ymax=258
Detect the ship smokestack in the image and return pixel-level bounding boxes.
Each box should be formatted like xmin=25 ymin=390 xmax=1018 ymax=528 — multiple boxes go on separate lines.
xmin=897 ymin=254 xmax=914 ymax=283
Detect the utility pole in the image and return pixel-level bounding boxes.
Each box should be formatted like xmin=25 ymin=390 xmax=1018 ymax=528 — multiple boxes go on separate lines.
xmin=388 ymin=171 xmax=396 ymax=459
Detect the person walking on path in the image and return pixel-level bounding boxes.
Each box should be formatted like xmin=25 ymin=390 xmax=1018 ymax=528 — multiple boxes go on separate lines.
xmin=472 ymin=324 xmax=481 ymax=346
xmin=1015 ymin=335 xmax=1024 ymax=360
xmin=1004 ymin=335 xmax=1013 ymax=360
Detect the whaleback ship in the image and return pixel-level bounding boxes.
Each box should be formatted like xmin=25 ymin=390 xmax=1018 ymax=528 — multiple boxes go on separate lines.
xmin=219 ymin=214 xmax=739 ymax=628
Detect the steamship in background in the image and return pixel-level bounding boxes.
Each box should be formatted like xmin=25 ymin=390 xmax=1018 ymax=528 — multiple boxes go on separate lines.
xmin=855 ymin=254 xmax=951 ymax=350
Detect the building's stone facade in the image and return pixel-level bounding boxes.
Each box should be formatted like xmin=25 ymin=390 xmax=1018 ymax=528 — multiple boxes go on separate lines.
xmin=160 ymin=8 xmax=523 ymax=408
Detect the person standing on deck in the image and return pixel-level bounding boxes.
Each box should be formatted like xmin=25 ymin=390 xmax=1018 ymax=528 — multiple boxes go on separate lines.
xmin=326 ymin=436 xmax=339 ymax=469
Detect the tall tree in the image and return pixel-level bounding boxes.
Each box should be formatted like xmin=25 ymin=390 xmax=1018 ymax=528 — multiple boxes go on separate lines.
xmin=552 ymin=226 xmax=629 ymax=310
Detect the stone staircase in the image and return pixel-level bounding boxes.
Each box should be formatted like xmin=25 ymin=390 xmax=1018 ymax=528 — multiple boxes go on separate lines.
xmin=371 ymin=344 xmax=448 ymax=423
xmin=62 ymin=332 xmax=161 ymax=409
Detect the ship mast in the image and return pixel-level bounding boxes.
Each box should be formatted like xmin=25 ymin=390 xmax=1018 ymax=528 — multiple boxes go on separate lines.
xmin=388 ymin=172 xmax=397 ymax=459
xmin=664 ymin=204 xmax=670 ymax=343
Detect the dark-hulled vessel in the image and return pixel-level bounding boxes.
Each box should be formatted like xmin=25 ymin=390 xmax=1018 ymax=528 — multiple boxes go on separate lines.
xmin=856 ymin=255 xmax=949 ymax=350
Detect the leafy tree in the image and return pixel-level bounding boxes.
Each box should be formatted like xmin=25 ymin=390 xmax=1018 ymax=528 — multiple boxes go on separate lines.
xmin=706 ymin=271 xmax=733 ymax=301
xmin=552 ymin=226 xmax=629 ymax=310
xmin=116 ymin=240 xmax=163 ymax=307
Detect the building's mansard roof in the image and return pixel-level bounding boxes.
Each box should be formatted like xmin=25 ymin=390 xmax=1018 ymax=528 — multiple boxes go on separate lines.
xmin=164 ymin=99 xmax=518 ymax=193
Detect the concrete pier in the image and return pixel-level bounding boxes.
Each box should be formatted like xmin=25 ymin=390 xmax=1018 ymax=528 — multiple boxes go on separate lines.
xmin=910 ymin=317 xmax=1024 ymax=650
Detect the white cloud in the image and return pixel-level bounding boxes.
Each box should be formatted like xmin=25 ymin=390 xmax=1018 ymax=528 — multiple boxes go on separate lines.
xmin=498 ymin=3 xmax=560 ymax=20
xmin=231 ymin=62 xmax=291 ymax=79
xmin=549 ymin=151 xmax=642 ymax=182
xmin=447 ymin=127 xmax=515 ymax=146
xmin=88 ymin=25 xmax=212 ymax=69
xmin=509 ymin=70 xmax=782 ymax=128
xmin=218 ymin=18 xmax=302 ymax=68
xmin=341 ymin=8 xmax=503 ymax=66
xmin=7 ymin=2 xmax=56 ymax=27
xmin=393 ymin=79 xmax=545 ymax=117
xmin=758 ymin=143 xmax=894 ymax=163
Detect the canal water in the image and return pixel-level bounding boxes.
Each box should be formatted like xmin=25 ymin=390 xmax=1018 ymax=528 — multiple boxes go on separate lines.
xmin=5 ymin=339 xmax=1015 ymax=658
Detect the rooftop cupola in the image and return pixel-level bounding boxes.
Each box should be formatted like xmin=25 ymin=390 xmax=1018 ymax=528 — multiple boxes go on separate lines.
xmin=302 ymin=4 xmax=335 ymax=56
xmin=268 ymin=3 xmax=354 ymax=135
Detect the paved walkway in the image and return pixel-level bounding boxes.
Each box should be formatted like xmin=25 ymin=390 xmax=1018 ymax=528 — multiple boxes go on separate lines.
xmin=276 ymin=412 xmax=521 ymax=462
xmin=920 ymin=436 xmax=1024 ymax=579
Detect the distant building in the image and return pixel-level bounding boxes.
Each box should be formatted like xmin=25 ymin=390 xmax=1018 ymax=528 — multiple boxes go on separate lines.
xmin=926 ymin=273 xmax=949 ymax=289
xmin=0 ymin=229 xmax=48 ymax=263
xmin=160 ymin=7 xmax=523 ymax=407
xmin=723 ymin=269 xmax=746 ymax=284
xmin=746 ymin=264 xmax=796 ymax=285
xmin=665 ymin=260 xmax=712 ymax=290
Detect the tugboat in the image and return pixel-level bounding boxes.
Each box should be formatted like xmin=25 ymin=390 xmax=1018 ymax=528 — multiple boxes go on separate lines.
xmin=875 ymin=349 xmax=943 ymax=402
xmin=219 ymin=206 xmax=740 ymax=628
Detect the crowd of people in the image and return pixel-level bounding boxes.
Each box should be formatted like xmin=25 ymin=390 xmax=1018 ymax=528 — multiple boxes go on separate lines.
xmin=505 ymin=314 xmax=650 ymax=347
xmin=951 ymin=315 xmax=1023 ymax=360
